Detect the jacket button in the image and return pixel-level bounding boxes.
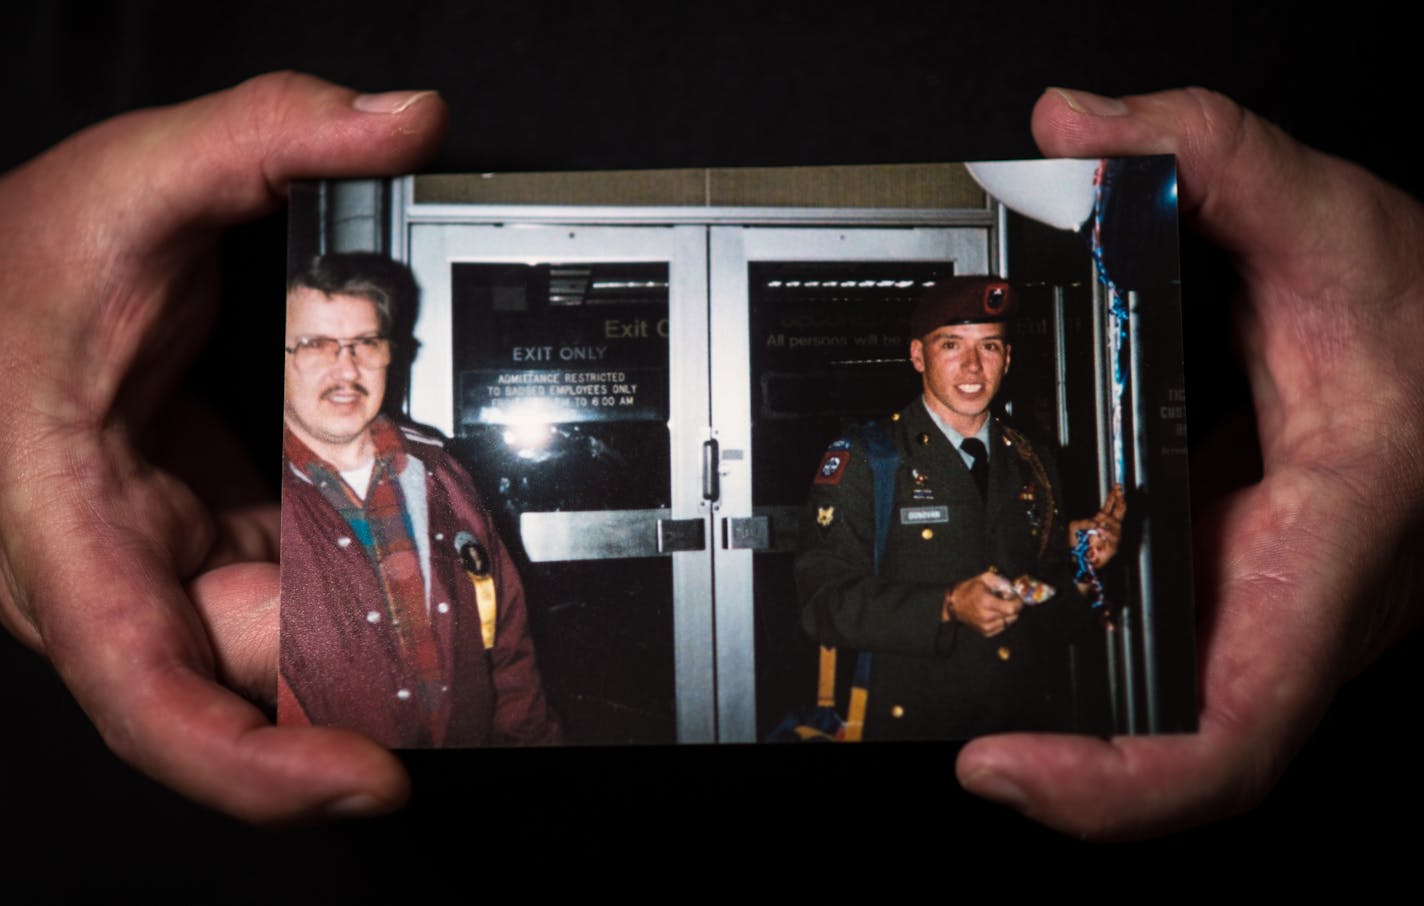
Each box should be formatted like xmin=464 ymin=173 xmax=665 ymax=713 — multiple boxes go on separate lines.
xmin=891 ymin=412 xmax=901 ymax=422
xmin=396 ymin=688 xmax=412 ymax=701
xmin=366 ymin=611 xmax=381 ymax=624
xmin=921 ymin=528 xmax=934 ymax=540
xmin=917 ymin=432 xmax=930 ymax=445
xmin=891 ymin=705 xmax=905 ymax=718
xmin=997 ymin=646 xmax=1011 ymax=661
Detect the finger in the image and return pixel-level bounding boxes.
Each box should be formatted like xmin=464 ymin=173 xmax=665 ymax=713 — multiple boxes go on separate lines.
xmin=980 ymin=571 xmax=1016 ymax=596
xmin=1031 ymin=88 xmax=1322 ymax=260
xmin=184 ymin=562 xmax=410 ymax=818
xmin=1102 ymin=485 xmax=1127 ymax=521
xmin=1031 ymin=88 xmax=1424 ymax=301
xmin=984 ymin=595 xmax=1023 ymax=619
xmin=957 ymin=732 xmax=1228 ymax=840
xmin=16 ymin=468 xmax=409 ymax=822
xmin=958 ymin=483 xmax=1347 ymax=838
xmin=187 ymin=562 xmax=280 ymax=702
xmin=203 ymin=504 xmax=282 ymax=572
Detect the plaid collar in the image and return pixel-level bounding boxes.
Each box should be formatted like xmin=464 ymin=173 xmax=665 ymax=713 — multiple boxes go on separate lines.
xmin=284 ymin=414 xmax=408 ymax=483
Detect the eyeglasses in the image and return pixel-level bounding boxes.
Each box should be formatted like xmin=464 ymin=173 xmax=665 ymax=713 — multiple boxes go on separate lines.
xmin=285 ymin=335 xmax=392 ymax=372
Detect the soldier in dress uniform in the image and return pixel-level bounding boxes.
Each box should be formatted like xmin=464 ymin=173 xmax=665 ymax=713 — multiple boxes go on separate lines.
xmin=795 ymin=276 xmax=1125 ymax=739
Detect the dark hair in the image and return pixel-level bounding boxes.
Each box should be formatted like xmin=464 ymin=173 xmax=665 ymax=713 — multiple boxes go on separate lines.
xmin=287 ymin=253 xmax=405 ymax=336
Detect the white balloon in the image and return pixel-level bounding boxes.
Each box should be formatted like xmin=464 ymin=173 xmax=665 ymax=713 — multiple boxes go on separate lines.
xmin=965 ymin=159 xmax=1101 ymax=232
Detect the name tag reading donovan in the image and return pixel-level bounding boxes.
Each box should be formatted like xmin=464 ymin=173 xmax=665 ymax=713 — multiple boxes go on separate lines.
xmin=899 ymin=506 xmax=950 ymax=525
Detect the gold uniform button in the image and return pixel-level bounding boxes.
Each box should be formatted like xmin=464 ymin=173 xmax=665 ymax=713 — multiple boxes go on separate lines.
xmin=997 ymin=646 xmax=1011 ymax=661
xmin=891 ymin=705 xmax=905 ymax=719
xmin=917 ymin=432 xmax=930 ymax=445
xmin=920 ymin=528 xmax=934 ymax=540
xmin=891 ymin=412 xmax=901 ymax=422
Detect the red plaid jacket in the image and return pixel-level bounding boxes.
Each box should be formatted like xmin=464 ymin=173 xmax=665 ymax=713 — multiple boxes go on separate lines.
xmin=279 ymin=422 xmax=561 ymax=747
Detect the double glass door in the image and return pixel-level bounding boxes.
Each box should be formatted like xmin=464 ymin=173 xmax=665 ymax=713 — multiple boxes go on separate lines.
xmin=407 ymin=221 xmax=992 ymax=744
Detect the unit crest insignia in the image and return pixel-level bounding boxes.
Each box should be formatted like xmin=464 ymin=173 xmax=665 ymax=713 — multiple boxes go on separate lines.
xmin=814 ymin=446 xmax=851 ymax=485
xmin=817 ymin=506 xmax=835 ymax=527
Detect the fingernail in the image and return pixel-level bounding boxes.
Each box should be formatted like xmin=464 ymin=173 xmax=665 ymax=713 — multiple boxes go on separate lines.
xmin=1051 ymin=87 xmax=1129 ymax=117
xmin=962 ymin=769 xmax=1029 ymax=810
xmin=324 ymin=792 xmax=393 ymax=818
xmin=353 ymin=90 xmax=437 ymax=115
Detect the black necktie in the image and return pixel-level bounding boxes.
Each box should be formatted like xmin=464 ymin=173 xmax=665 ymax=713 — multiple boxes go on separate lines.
xmin=960 ymin=437 xmax=988 ymax=501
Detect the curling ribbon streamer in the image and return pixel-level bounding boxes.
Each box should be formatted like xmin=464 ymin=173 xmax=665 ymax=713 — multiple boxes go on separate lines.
xmin=1073 ymin=161 xmax=1130 ymax=610
xmin=1073 ymin=527 xmax=1106 ymax=609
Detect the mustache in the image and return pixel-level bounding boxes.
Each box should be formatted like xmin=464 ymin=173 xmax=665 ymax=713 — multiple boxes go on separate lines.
xmin=320 ymin=382 xmax=370 ymax=401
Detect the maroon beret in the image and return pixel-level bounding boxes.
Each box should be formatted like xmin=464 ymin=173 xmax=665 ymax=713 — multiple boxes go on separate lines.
xmin=909 ymin=276 xmax=1016 ymax=339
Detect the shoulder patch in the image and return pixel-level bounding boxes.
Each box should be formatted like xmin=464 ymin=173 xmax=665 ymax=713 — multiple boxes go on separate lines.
xmin=814 ymin=449 xmax=851 ymax=485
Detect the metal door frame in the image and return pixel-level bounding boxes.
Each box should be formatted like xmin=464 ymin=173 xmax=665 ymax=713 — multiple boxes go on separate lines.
xmin=405 ymin=222 xmax=715 ymax=742
xmin=397 ymin=186 xmax=1001 ymax=742
xmin=706 ymin=226 xmax=996 ymax=740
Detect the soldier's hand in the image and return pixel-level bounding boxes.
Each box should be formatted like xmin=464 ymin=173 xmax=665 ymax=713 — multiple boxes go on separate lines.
xmin=1068 ymin=483 xmax=1125 ymax=568
xmin=0 ymin=73 xmax=446 ymax=823
xmin=957 ymin=87 xmax=1424 ymax=839
xmin=944 ymin=571 xmax=1023 ymax=637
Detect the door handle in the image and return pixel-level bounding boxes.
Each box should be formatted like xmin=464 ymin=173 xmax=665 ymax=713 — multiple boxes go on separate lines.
xmin=657 ymin=518 xmax=707 ymax=554
xmin=723 ymin=516 xmax=771 ymax=551
xmin=702 ymin=438 xmax=720 ymax=502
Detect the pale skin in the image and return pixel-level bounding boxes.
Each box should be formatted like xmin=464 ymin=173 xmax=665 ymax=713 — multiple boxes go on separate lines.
xmin=283 ymin=288 xmax=388 ymax=472
xmin=0 ymin=73 xmax=446 ymax=823
xmin=910 ymin=324 xmax=1125 ymax=635
xmin=3 ymin=77 xmax=1422 ymax=838
xmin=956 ymin=86 xmax=1424 ymax=838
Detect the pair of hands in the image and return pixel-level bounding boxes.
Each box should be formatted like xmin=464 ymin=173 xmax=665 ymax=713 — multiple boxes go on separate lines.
xmin=943 ymin=570 xmax=1022 ymax=637
xmin=2 ymin=74 xmax=1421 ymax=837
xmin=946 ymin=484 xmax=1125 ymax=637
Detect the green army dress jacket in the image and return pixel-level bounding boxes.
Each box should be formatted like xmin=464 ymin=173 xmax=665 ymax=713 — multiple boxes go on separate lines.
xmin=795 ymin=398 xmax=1096 ymax=740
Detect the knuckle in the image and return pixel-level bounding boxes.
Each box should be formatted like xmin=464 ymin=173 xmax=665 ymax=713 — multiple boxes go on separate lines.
xmin=1178 ymin=86 xmax=1248 ymax=141
xmin=231 ymin=70 xmax=318 ymax=107
xmin=1176 ymin=86 xmax=1254 ymax=178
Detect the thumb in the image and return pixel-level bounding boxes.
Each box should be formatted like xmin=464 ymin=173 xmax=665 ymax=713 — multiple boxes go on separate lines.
xmin=0 ymin=73 xmax=443 ymax=823
xmin=1032 ymin=86 xmax=1424 ymax=472
xmin=980 ymin=570 xmax=1015 ymax=597
xmin=7 ymin=71 xmax=445 ymax=247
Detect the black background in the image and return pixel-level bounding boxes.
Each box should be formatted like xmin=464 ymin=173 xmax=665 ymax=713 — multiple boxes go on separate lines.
xmin=3 ymin=1 xmax=1421 ymax=889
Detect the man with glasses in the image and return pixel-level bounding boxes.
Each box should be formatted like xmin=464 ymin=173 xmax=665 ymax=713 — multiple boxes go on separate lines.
xmin=280 ymin=254 xmax=560 ymax=748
